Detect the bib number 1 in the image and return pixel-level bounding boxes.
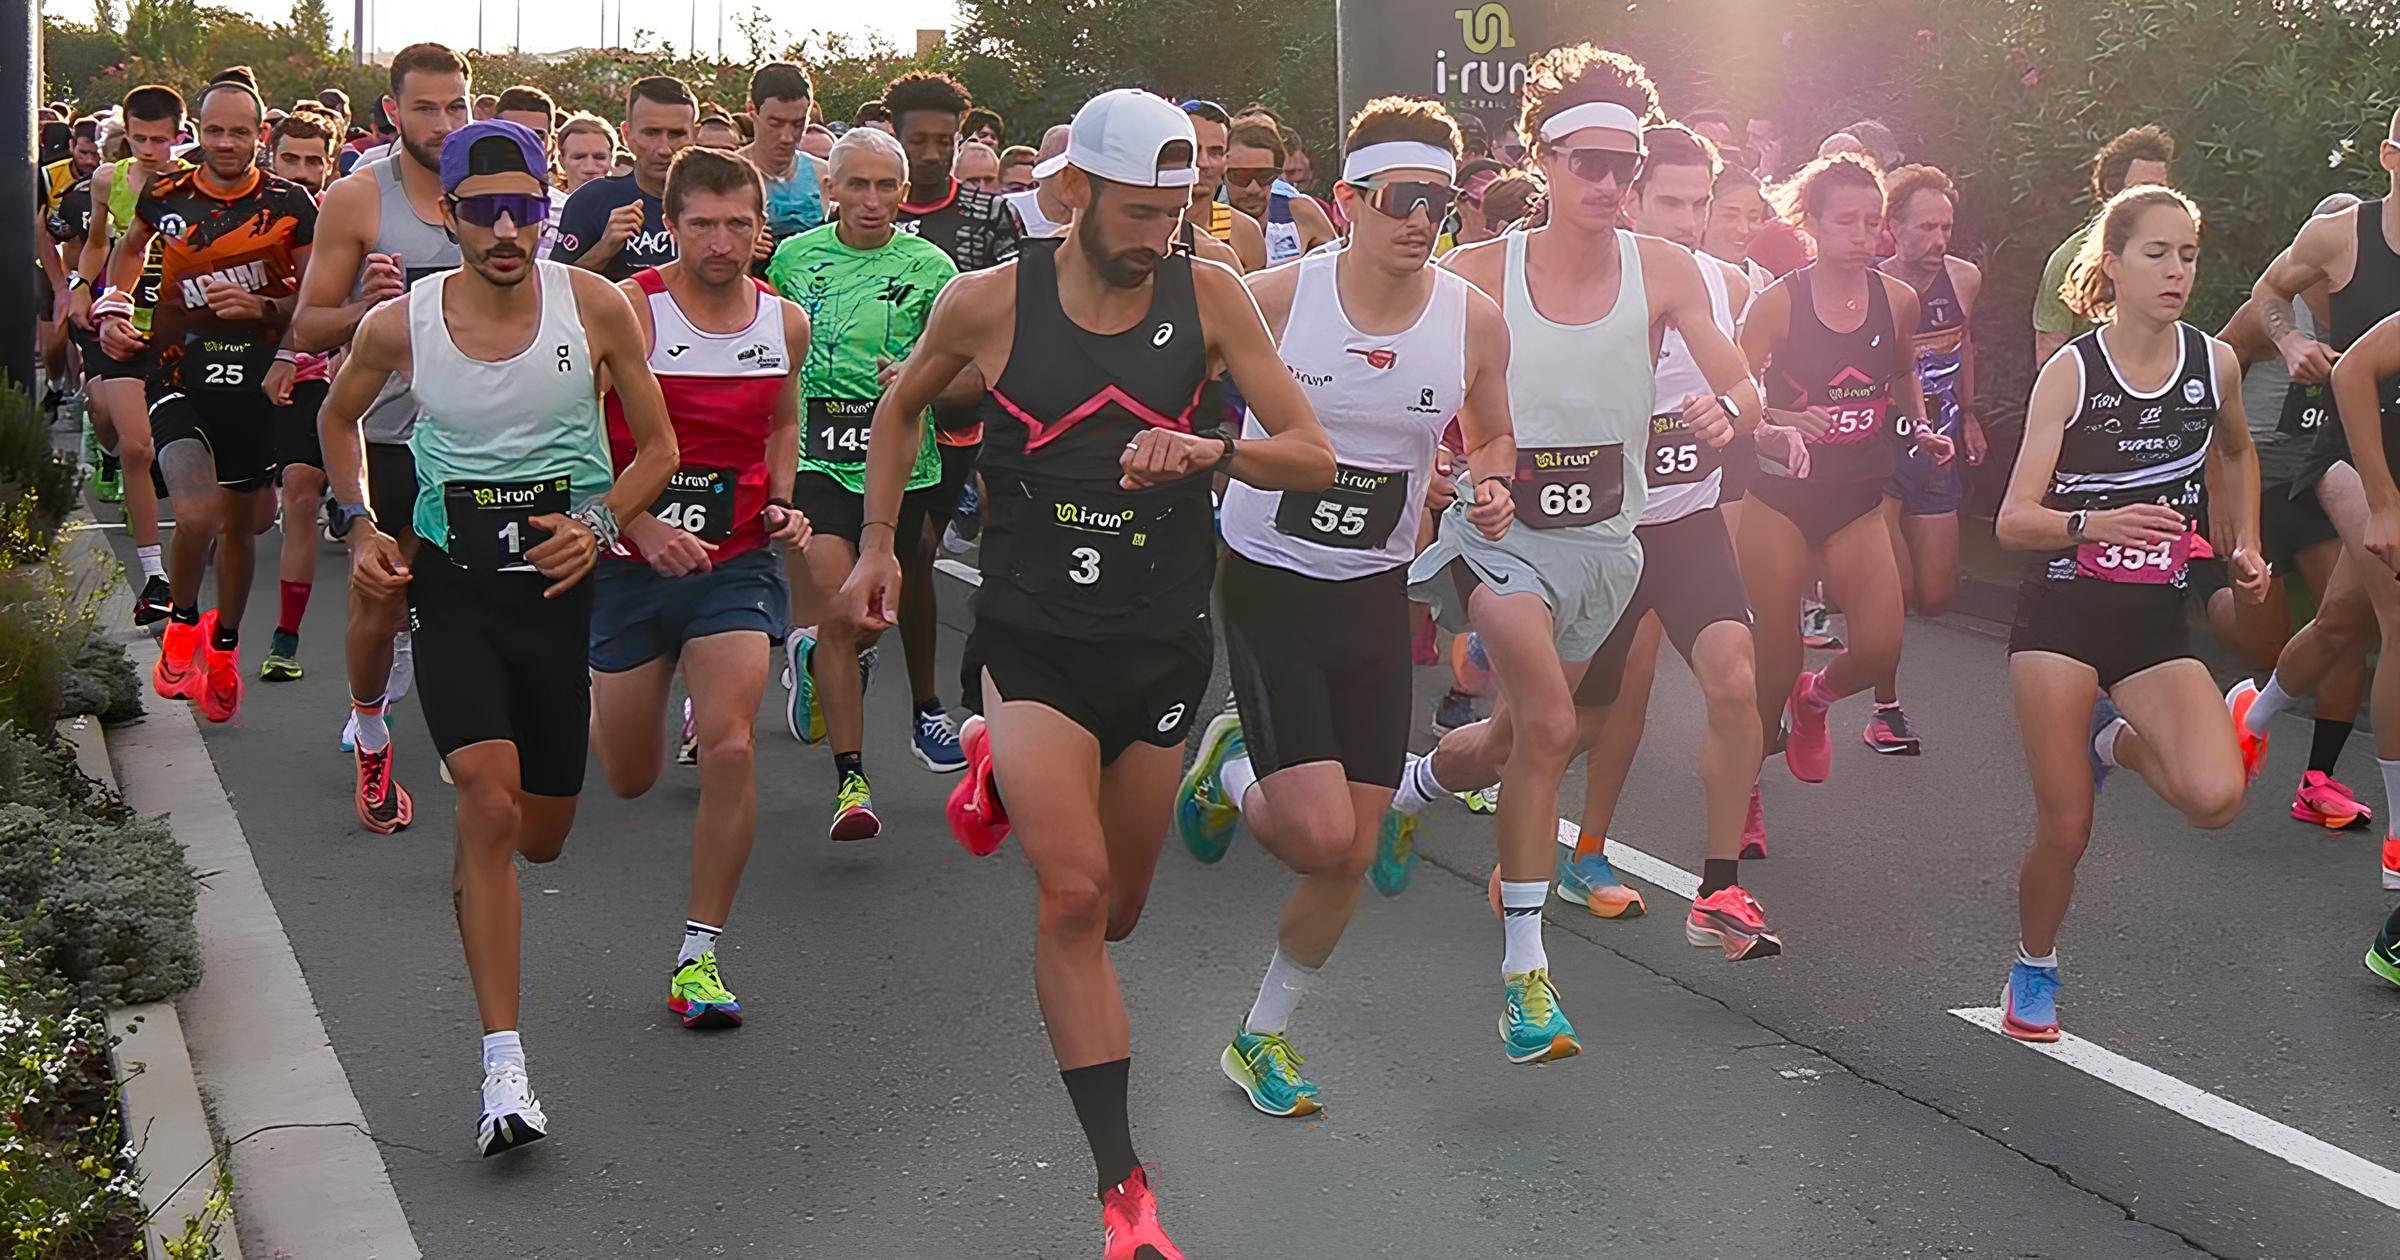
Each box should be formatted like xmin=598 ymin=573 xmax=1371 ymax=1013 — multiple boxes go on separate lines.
xmin=444 ymin=476 xmax=572 ymax=572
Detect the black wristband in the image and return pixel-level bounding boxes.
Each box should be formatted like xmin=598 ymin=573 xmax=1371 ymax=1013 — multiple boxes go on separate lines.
xmin=1478 ymin=474 xmax=1511 ymax=490
xmin=767 ymin=496 xmax=793 ymax=511
xmin=1215 ymin=433 xmax=1238 ymax=470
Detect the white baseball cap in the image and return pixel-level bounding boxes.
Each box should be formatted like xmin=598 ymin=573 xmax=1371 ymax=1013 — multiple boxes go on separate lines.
xmin=1032 ymin=89 xmax=1198 ymax=188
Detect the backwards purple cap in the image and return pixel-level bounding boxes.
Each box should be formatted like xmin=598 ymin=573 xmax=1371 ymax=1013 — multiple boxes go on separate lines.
xmin=441 ymin=119 xmax=549 ymax=196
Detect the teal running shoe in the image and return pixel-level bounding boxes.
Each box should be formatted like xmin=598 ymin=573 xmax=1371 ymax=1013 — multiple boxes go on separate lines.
xmin=1500 ymin=969 xmax=1580 ymax=1064
xmin=1555 ymin=844 xmax=1646 ymax=919
xmin=1219 ymin=1028 xmax=1321 ymax=1117
xmin=783 ymin=632 xmax=824 ymax=744
xmin=1367 ymin=807 xmax=1420 ymax=898
xmin=1176 ymin=711 xmax=1245 ymax=863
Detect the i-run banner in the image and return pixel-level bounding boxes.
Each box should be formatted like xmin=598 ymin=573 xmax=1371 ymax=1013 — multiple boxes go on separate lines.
xmin=1337 ymin=1 xmax=1546 ymax=144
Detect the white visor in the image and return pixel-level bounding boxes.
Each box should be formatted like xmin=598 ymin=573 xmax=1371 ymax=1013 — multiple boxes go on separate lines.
xmin=1341 ymin=141 xmax=1458 ymax=183
xmin=1537 ymin=101 xmax=1642 ymax=145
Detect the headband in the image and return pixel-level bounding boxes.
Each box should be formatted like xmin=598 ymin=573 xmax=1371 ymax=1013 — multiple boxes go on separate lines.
xmin=1537 ymin=101 xmax=1641 ymax=145
xmin=1341 ymin=141 xmax=1458 ymax=183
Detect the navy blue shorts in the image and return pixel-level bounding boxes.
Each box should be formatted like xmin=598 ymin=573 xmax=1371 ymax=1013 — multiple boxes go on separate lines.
xmin=1887 ymin=405 xmax=1963 ymax=516
xmin=588 ymin=546 xmax=789 ymax=673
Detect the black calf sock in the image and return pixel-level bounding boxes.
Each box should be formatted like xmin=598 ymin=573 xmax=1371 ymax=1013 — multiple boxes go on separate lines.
xmin=170 ymin=604 xmax=199 ymax=626
xmin=2310 ymin=719 xmax=2355 ymax=776
xmin=1700 ymin=858 xmax=1740 ymax=898
xmin=1061 ymin=1057 xmax=1138 ymax=1193
xmin=834 ymin=751 xmax=863 ymax=777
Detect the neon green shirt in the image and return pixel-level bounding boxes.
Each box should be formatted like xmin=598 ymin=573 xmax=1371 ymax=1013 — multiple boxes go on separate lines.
xmin=766 ymin=222 xmax=955 ymax=494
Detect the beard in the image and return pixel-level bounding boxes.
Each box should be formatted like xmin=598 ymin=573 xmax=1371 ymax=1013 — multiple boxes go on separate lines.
xmin=401 ymin=132 xmax=444 ymax=173
xmin=1077 ymin=226 xmax=1157 ymax=290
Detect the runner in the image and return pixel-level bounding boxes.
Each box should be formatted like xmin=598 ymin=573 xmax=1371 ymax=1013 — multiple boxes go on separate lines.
xmin=1376 ymin=45 xmax=1763 ymax=1055
xmin=887 ymin=70 xmax=1022 ymax=770
xmin=1565 ymin=120 xmax=1779 ymax=955
xmin=491 ymin=86 xmax=565 ymax=257
xmin=555 ymin=113 xmax=619 ymax=194
xmin=318 ymin=119 xmax=678 ymax=1153
xmin=2034 ymin=125 xmax=2174 ymax=365
xmin=589 ymin=146 xmax=812 ymax=1030
xmin=258 ymin=108 xmax=339 ymax=682
xmin=1736 ymin=153 xmax=1953 ymax=859
xmin=955 ymin=140 xmax=1002 ymax=192
xmin=1995 ymin=185 xmax=2259 ymax=1041
xmin=291 ymin=41 xmax=469 ymax=833
xmin=1000 ymin=144 xmax=1037 ymax=193
xmin=74 ymin=83 xmax=187 ymax=622
xmin=840 ymin=88 xmax=1335 ymax=1257
xmin=737 ymin=63 xmax=824 ymax=262
xmin=1003 ymin=123 xmax=1073 ymax=239
xmin=1222 ymin=116 xmax=1338 ymax=264
xmin=1179 ymin=99 xmax=1268 ymax=271
xmin=555 ymin=75 xmax=697 ymax=281
xmin=1171 ymin=96 xmax=1516 ymax=1116
xmin=95 ymin=72 xmax=315 ymax=725
xmin=1868 ymin=163 xmax=1987 ymax=754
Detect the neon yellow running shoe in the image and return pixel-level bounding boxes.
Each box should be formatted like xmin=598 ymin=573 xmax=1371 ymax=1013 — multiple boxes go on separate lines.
xmin=668 ymin=950 xmax=743 ymax=1030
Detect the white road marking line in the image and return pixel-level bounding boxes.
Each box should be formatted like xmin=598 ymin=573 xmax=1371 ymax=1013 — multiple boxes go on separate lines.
xmin=1950 ymin=1006 xmax=2400 ymax=1211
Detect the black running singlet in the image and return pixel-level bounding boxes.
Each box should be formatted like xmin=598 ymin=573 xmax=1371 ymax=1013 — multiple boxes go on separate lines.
xmin=1762 ymin=265 xmax=1907 ymax=486
xmin=975 ymin=238 xmax=1217 ymax=640
xmin=2319 ymin=199 xmax=2400 ymax=473
xmin=2041 ymin=322 xmax=2218 ymax=589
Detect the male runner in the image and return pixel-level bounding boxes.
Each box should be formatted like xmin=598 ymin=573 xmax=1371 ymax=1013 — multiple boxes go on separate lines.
xmin=97 ymin=74 xmax=316 ymax=725
xmin=1378 ymin=45 xmax=1762 ymax=1055
xmin=320 ymin=120 xmax=677 ymax=1154
xmin=766 ymin=127 xmax=963 ymax=837
xmin=954 ymin=140 xmax=1002 ymax=192
xmin=2033 ymin=125 xmax=2173 ymax=363
xmin=842 ymin=88 xmax=1334 ymax=1258
xmin=590 ymin=146 xmax=812 ymax=1029
xmin=555 ymin=75 xmax=697 ymax=281
xmin=1180 ymin=99 xmax=1268 ymax=271
xmin=292 ymin=41 xmax=469 ymax=833
xmin=491 ymin=86 xmax=565 ymax=258
xmin=258 ymin=109 xmax=340 ymax=682
xmin=1563 ymin=120 xmax=1778 ymax=955
xmin=1868 ymin=163 xmax=1986 ymax=753
xmin=886 ymin=69 xmax=1023 ymax=771
xmin=1174 ymin=96 xmax=1519 ymax=1116
xmin=739 ymin=63 xmax=825 ymax=261
xmin=75 ymin=84 xmax=187 ymax=620
xmin=1222 ymin=117 xmax=1338 ymax=264
xmin=1003 ymin=124 xmax=1073 ymax=239
xmin=36 ymin=116 xmax=99 ymax=414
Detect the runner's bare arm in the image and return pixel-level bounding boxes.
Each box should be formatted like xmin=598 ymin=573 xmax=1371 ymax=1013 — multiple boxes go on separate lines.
xmin=74 ymin=164 xmax=115 ymax=307
xmin=1995 ymin=352 xmax=2083 ymax=552
xmin=1456 ymin=285 xmax=1517 ymax=538
xmin=1230 ymin=209 xmax=1267 ymax=273
xmin=578 ymin=270 xmax=680 ymax=523
xmin=858 ymin=269 xmax=993 ymax=562
xmin=291 ymin=178 xmax=394 ymax=353
xmin=2219 ymin=298 xmax=2275 ymax=373
xmin=319 ymin=299 xmax=408 ymax=520
xmin=1293 ymin=196 xmax=1338 ymax=252
xmin=94 ymin=213 xmax=161 ymax=357
xmin=1189 ymin=231 xmax=1243 ymax=272
xmin=2204 ymin=336 xmax=2266 ymax=598
xmin=1644 ymin=238 xmax=1760 ymax=439
xmin=2256 ymin=215 xmax=2346 ymax=381
xmin=2331 ymin=311 xmax=2400 ymax=570
xmin=1882 ymin=274 xmax=1938 ymax=457
xmin=1194 ymin=261 xmax=1336 ymax=490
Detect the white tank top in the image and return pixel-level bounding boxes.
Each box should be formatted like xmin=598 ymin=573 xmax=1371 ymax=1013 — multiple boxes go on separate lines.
xmin=1503 ymin=229 xmax=1656 ymax=539
xmin=1222 ymin=247 xmax=1468 ymax=579
xmin=1642 ymin=248 xmax=1735 ymax=525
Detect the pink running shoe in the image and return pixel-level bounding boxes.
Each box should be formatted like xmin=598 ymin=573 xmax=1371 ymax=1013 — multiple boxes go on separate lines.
xmin=1100 ymin=1166 xmax=1187 ymax=1260
xmin=1741 ymin=784 xmax=1768 ymax=860
xmin=2292 ymin=770 xmax=2370 ymax=831
xmin=1784 ymin=671 xmax=1832 ymax=783
xmin=946 ymin=714 xmax=1011 ymax=856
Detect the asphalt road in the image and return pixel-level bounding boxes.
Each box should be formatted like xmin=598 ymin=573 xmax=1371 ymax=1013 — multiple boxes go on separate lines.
xmin=102 ymin=510 xmax=2400 ymax=1259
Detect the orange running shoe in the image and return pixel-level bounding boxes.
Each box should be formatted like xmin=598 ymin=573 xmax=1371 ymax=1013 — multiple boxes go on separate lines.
xmin=2225 ymin=679 xmax=2268 ymax=786
xmin=153 ymin=618 xmax=201 ymax=700
xmin=2381 ymin=833 xmax=2400 ymax=892
xmin=946 ymin=715 xmax=1011 ymax=856
xmin=1100 ymin=1166 xmax=1186 ymax=1260
xmin=196 ymin=611 xmax=243 ymax=724
xmin=1685 ymin=885 xmax=1783 ymax=961
xmin=355 ymin=742 xmax=415 ymax=834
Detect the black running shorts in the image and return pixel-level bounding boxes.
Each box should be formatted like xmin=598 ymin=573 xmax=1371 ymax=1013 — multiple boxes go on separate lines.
xmin=789 ymin=470 xmax=937 ymax=548
xmin=1578 ymin=507 xmax=1754 ymax=708
xmin=2007 ymin=577 xmax=2194 ymax=691
xmin=409 ymin=543 xmax=596 ymax=798
xmin=147 ymin=383 xmax=275 ymax=494
xmin=2262 ymin=479 xmax=2341 ymax=573
xmin=365 ymin=441 xmax=419 ymax=543
xmin=969 ymin=615 xmax=1211 ymax=765
xmin=1746 ymin=471 xmax=1885 ymax=549
xmin=1220 ymin=549 xmax=1412 ymax=789
xmin=274 ymin=379 xmax=328 ymax=473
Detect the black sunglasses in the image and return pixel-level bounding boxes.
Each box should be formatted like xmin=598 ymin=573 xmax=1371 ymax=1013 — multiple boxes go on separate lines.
xmin=1556 ymin=146 xmax=1644 ymax=186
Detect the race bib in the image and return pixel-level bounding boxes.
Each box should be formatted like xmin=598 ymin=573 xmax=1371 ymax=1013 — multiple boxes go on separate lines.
xmin=1009 ymin=482 xmax=1185 ymax=601
xmin=2279 ymin=381 xmax=2330 ymax=439
xmin=2074 ymin=531 xmax=2192 ymax=585
xmin=1274 ymin=463 xmax=1407 ymax=550
xmin=1645 ymin=413 xmax=1721 ymax=488
xmin=1817 ymin=398 xmax=1893 ymax=446
xmin=443 ymin=476 xmax=571 ymax=572
xmin=652 ymin=465 xmax=736 ymax=543
xmin=184 ymin=333 xmax=271 ymax=392
xmin=1516 ymin=444 xmax=1624 ymax=530
xmin=807 ymin=397 xmax=876 ymax=465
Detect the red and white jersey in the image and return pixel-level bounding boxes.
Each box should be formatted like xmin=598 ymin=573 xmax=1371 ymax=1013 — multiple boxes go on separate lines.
xmin=604 ymin=267 xmax=792 ymax=562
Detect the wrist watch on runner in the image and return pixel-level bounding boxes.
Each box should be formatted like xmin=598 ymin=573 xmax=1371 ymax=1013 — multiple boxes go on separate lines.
xmin=570 ymin=501 xmax=621 ymax=552
xmin=332 ymin=502 xmax=375 ymax=539
xmin=2066 ymin=510 xmax=2089 ymax=543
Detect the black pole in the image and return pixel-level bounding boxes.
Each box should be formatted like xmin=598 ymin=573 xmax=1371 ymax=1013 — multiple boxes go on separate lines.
xmin=1 ymin=0 xmax=38 ymax=402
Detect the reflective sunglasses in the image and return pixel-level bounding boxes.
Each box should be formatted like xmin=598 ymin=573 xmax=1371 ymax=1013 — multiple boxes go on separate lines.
xmin=1224 ymin=166 xmax=1280 ymax=189
xmin=449 ymin=192 xmax=551 ymax=229
xmin=1345 ymin=178 xmax=1455 ymax=223
xmin=1556 ymin=146 xmax=1643 ymax=187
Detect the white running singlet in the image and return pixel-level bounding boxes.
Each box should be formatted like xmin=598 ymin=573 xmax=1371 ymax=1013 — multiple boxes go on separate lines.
xmin=1643 ymin=247 xmax=1735 ymax=525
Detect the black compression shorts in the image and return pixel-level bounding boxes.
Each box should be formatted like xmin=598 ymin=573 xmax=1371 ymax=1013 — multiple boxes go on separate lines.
xmin=1746 ymin=472 xmax=1885 ymax=549
xmin=2008 ymin=577 xmax=2195 ymax=691
xmin=969 ymin=616 xmax=1210 ymax=765
xmin=409 ymin=543 xmax=595 ymax=798
xmin=1578 ymin=507 xmax=1754 ymax=708
xmin=1220 ymin=549 xmax=1411 ymax=788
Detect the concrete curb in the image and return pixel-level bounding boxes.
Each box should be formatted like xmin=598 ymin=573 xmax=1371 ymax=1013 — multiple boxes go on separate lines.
xmin=63 ymin=520 xmax=422 ymax=1260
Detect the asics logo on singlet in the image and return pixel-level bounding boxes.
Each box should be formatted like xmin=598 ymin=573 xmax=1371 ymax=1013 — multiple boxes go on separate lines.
xmin=1155 ymin=703 xmax=1187 ymax=733
xmin=179 ymin=261 xmax=269 ymax=307
xmin=1152 ymin=323 xmax=1175 ymax=348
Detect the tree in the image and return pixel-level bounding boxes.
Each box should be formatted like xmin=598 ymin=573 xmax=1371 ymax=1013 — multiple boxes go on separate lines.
xmin=93 ymin=0 xmax=120 ymax=37
xmin=290 ymin=0 xmax=335 ymax=59
xmin=122 ymin=0 xmax=207 ymax=68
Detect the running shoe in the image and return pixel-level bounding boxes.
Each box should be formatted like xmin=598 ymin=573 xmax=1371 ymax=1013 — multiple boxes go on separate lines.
xmin=1431 ymin=689 xmax=1481 ymax=736
xmin=1862 ymin=703 xmax=1921 ymax=756
xmin=475 ymin=1063 xmax=549 ymax=1157
xmin=1499 ymin=969 xmax=1580 ymax=1064
xmin=259 ymin=629 xmax=303 ymax=681
xmin=2225 ymin=678 xmax=2268 ymax=786
xmin=152 ymin=618 xmax=201 ymax=700
xmin=2089 ymin=697 xmax=2122 ymax=794
xmin=1685 ymin=886 xmax=1783 ymax=960
xmin=1176 ymin=712 xmax=1245 ymax=864
xmin=2366 ymin=911 xmax=2400 ymax=989
xmin=1783 ymin=670 xmax=1831 ymax=783
xmin=2001 ymin=961 xmax=2061 ymax=1043
xmin=1801 ymin=600 xmax=1842 ymax=651
xmin=946 ymin=714 xmax=1012 ymax=856
xmin=387 ymin=632 xmax=415 ymax=703
xmin=1099 ymin=1165 xmax=1186 ymax=1260
xmin=1450 ymin=630 xmax=1493 ymax=695
xmin=667 ymin=950 xmax=743 ymax=1030
xmin=197 ymin=612 xmax=242 ymax=724
xmin=1555 ymin=844 xmax=1645 ymax=919
xmin=675 ymin=698 xmax=698 ymax=766
xmin=91 ymin=452 xmax=123 ymax=504
xmin=134 ymin=575 xmax=172 ymax=628
xmin=911 ymin=704 xmax=966 ymax=773
xmin=1740 ymin=784 xmax=1767 ymax=860
xmin=2292 ymin=770 xmax=2369 ymax=830
xmin=354 ymin=742 xmax=414 ymax=834
xmin=1459 ymin=782 xmax=1499 ymax=815
xmin=829 ymin=769 xmax=880 ymax=842
xmin=784 ymin=632 xmax=824 ymax=744
xmin=1367 ymin=808 xmax=1420 ymax=898
xmin=1219 ymin=1029 xmax=1321 ymax=1118
xmin=2382 ymin=833 xmax=2400 ymax=891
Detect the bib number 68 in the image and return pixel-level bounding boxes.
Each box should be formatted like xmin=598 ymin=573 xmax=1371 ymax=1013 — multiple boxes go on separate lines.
xmin=1539 ymin=482 xmax=1593 ymax=517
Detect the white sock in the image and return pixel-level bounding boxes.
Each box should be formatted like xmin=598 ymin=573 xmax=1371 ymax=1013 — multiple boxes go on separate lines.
xmin=351 ymin=696 xmax=391 ymax=754
xmin=480 ymin=1030 xmax=525 ymax=1076
xmin=1219 ymin=754 xmax=1258 ymax=813
xmin=1390 ymin=754 xmax=1448 ymax=817
xmin=679 ymin=920 xmax=721 ymax=965
xmin=2249 ymin=674 xmax=2294 ymax=735
xmin=1499 ymin=880 xmax=1549 ymax=975
xmin=2093 ymin=715 xmax=2129 ymax=768
xmin=393 ymin=631 xmax=413 ymax=658
xmin=2379 ymin=758 xmax=2400 ymax=838
xmin=2017 ymin=945 xmax=2059 ymax=969
xmin=1243 ymin=947 xmax=1318 ymax=1035
xmin=137 ymin=544 xmax=162 ymax=579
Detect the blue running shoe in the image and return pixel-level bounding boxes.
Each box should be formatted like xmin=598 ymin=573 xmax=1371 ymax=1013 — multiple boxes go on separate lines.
xmin=2002 ymin=961 xmax=2061 ymax=1042
xmin=2088 ymin=698 xmax=2122 ymax=794
xmin=1500 ymin=969 xmax=1580 ymax=1063
xmin=784 ymin=633 xmax=823 ymax=744
xmin=1219 ymin=1028 xmax=1321 ymax=1117
xmin=912 ymin=704 xmax=966 ymax=773
xmin=1555 ymin=844 xmax=1646 ymax=919
xmin=1432 ymin=689 xmax=1480 ymax=736
xmin=1176 ymin=712 xmax=1245 ymax=863
xmin=1367 ymin=807 xmax=1420 ymax=897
